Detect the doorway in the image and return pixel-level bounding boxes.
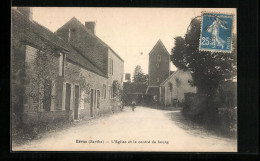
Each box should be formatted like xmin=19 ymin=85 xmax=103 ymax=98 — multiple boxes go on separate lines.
xmin=74 ymin=85 xmax=79 ymax=120
xmin=90 ymin=89 xmax=96 ymax=117
xmin=65 ymin=83 xmax=71 ymax=111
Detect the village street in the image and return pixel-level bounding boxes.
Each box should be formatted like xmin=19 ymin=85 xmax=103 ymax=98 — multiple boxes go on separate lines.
xmin=13 ymin=106 xmax=237 ymax=152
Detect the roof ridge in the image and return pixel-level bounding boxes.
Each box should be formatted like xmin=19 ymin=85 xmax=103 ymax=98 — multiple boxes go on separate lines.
xmin=56 ymin=17 xmax=124 ymax=62
xmin=149 ymin=39 xmax=170 ymax=56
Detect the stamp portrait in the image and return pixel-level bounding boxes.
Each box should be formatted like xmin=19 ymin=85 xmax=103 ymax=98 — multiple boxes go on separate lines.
xmin=200 ymin=12 xmax=234 ymax=52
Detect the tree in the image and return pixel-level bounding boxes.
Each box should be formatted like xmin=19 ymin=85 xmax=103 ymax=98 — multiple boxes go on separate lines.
xmin=171 ymin=18 xmax=237 ymax=96
xmin=133 ymin=65 xmax=148 ymax=84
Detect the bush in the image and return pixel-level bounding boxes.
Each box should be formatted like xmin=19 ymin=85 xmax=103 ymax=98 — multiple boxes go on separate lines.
xmin=182 ymin=93 xmax=237 ymax=137
xmin=218 ymin=107 xmax=237 ymax=135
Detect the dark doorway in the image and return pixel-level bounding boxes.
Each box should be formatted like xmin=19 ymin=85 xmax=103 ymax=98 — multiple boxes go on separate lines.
xmin=74 ymin=85 xmax=79 ymax=120
xmin=65 ymin=83 xmax=71 ymax=111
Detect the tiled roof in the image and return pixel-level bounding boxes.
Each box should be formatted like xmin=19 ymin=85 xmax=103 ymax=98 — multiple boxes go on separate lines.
xmin=12 ymin=8 xmax=69 ymax=53
xmin=57 ymin=17 xmax=124 ymax=62
xmin=12 ymin=8 xmax=107 ymax=78
xmin=66 ymin=44 xmax=107 ymax=77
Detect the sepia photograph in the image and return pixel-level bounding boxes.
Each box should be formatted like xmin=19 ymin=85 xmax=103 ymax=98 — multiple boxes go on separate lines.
xmin=11 ymin=7 xmax=237 ymax=152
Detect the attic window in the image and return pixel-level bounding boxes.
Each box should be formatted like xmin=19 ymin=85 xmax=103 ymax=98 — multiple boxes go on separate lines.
xmin=157 ymin=55 xmax=161 ymax=62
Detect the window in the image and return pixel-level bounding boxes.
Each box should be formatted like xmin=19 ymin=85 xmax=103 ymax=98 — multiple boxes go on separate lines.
xmin=156 ymin=63 xmax=159 ymax=68
xmin=102 ymin=84 xmax=106 ymax=99
xmin=59 ymin=53 xmax=64 ymax=76
xmin=97 ymin=90 xmax=100 ymax=108
xmin=157 ymin=77 xmax=160 ymax=83
xmin=109 ymin=86 xmax=113 ymax=99
xmin=109 ymin=58 xmax=113 ymax=75
xmin=157 ymin=55 xmax=161 ymax=62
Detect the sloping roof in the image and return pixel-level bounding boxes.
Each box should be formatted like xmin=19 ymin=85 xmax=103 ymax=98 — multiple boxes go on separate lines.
xmin=170 ymin=71 xmax=175 ymax=75
xmin=12 ymin=8 xmax=69 ymax=53
xmin=56 ymin=17 xmax=124 ymax=62
xmin=160 ymin=70 xmax=180 ymax=86
xmin=66 ymin=44 xmax=107 ymax=78
xmin=149 ymin=39 xmax=170 ymax=56
xmin=123 ymin=83 xmax=147 ymax=94
xmin=12 ymin=8 xmax=107 ymax=78
xmin=146 ymin=86 xmax=160 ymax=96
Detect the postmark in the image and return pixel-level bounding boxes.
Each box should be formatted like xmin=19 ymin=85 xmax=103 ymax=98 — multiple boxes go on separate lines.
xmin=199 ymin=12 xmax=234 ymax=53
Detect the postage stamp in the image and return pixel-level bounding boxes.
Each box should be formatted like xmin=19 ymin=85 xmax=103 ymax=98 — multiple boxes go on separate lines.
xmin=199 ymin=12 xmax=234 ymax=53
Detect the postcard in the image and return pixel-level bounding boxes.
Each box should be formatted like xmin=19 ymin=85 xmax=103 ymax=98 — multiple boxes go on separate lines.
xmin=11 ymin=7 xmax=237 ymax=152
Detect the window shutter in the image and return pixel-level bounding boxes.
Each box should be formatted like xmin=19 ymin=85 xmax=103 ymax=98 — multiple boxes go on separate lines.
xmin=62 ymin=82 xmax=66 ymax=111
xmin=70 ymin=84 xmax=74 ymax=110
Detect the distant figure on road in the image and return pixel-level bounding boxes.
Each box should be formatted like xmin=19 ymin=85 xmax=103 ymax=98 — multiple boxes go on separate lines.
xmin=131 ymin=100 xmax=136 ymax=111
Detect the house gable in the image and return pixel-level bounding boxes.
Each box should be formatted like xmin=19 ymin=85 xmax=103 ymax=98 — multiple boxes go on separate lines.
xmin=55 ymin=17 xmax=124 ymax=76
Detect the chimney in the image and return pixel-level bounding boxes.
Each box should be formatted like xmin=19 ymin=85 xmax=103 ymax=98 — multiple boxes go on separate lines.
xmin=17 ymin=7 xmax=33 ymax=21
xmin=85 ymin=22 xmax=96 ymax=34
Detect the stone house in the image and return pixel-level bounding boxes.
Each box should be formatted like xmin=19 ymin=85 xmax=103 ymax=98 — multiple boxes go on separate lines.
xmin=55 ymin=17 xmax=124 ymax=119
xmin=11 ymin=7 xmax=124 ymax=127
xmin=159 ymin=70 xmax=197 ymax=106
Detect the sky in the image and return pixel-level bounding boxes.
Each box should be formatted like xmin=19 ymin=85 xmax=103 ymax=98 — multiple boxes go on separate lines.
xmin=31 ymin=8 xmax=236 ymax=76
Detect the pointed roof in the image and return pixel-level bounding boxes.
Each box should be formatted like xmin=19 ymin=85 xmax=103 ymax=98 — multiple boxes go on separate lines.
xmin=56 ymin=17 xmax=124 ymax=62
xmin=148 ymin=39 xmax=170 ymax=56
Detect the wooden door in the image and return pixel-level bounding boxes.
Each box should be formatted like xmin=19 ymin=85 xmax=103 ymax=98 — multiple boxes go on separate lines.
xmin=65 ymin=83 xmax=71 ymax=111
xmin=74 ymin=85 xmax=79 ymax=120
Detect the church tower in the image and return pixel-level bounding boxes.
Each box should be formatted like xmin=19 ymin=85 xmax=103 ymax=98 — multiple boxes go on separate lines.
xmin=146 ymin=40 xmax=170 ymax=98
xmin=148 ymin=40 xmax=170 ymax=86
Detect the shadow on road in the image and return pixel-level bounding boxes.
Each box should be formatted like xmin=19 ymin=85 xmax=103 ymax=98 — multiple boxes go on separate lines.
xmin=165 ymin=110 xmax=237 ymax=140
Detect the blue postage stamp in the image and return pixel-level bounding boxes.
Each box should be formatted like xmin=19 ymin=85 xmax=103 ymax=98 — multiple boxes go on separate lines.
xmin=199 ymin=12 xmax=234 ymax=53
